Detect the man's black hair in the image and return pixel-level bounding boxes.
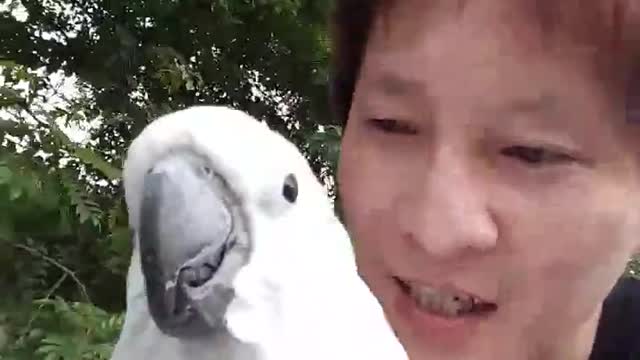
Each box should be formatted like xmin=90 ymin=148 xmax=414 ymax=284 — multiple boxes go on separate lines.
xmin=329 ymin=0 xmax=381 ymax=126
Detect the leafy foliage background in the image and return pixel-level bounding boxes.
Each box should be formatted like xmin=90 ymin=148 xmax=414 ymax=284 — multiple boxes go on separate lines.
xmin=0 ymin=0 xmax=340 ymax=357
xmin=0 ymin=0 xmax=637 ymax=358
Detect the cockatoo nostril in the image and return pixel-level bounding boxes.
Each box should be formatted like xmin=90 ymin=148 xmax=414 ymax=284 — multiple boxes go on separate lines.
xmin=179 ymin=264 xmax=215 ymax=288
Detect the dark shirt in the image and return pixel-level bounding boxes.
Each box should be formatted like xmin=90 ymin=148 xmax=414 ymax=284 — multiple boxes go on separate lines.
xmin=589 ymin=276 xmax=640 ymax=360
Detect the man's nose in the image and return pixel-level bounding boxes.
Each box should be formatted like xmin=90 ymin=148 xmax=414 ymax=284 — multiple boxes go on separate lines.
xmin=397 ymin=149 xmax=498 ymax=260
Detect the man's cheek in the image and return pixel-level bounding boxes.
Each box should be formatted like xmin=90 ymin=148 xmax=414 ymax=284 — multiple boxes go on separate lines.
xmin=360 ymin=207 xmax=407 ymax=254
xmin=512 ymin=209 xmax=631 ymax=309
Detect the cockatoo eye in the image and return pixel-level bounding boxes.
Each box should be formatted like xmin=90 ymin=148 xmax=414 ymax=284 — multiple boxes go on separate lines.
xmin=282 ymin=173 xmax=298 ymax=203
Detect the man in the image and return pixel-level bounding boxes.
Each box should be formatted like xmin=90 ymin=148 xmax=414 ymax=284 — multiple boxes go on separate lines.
xmin=330 ymin=1 xmax=640 ymax=359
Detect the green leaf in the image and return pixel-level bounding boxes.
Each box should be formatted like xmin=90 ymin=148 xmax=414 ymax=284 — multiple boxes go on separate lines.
xmin=43 ymin=350 xmax=60 ymax=360
xmin=0 ymin=167 xmax=11 ymax=185
xmin=72 ymin=148 xmax=122 ymax=181
xmin=9 ymin=187 xmax=21 ymax=201
xmin=45 ymin=122 xmax=122 ymax=180
xmin=0 ymin=87 xmax=23 ymax=107
xmin=0 ymin=215 xmax=15 ymax=243
xmin=0 ymin=60 xmax=17 ymax=68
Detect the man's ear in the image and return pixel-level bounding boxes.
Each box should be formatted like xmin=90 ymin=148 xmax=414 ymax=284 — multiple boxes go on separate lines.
xmin=632 ymin=237 xmax=640 ymax=256
xmin=631 ymin=210 xmax=640 ymax=255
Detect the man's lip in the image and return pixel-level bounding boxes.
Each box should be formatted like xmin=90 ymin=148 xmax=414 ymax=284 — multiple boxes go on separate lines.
xmin=393 ymin=276 xmax=497 ymax=306
xmin=390 ymin=276 xmax=497 ymax=347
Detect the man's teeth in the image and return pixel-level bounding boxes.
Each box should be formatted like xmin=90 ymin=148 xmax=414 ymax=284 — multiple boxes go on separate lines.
xmin=408 ymin=284 xmax=477 ymax=317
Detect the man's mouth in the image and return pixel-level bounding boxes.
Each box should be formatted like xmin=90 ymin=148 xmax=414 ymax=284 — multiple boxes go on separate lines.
xmin=394 ymin=277 xmax=498 ymax=318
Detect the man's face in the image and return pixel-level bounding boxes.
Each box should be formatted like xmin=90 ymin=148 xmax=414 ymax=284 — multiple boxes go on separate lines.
xmin=338 ymin=1 xmax=640 ymax=358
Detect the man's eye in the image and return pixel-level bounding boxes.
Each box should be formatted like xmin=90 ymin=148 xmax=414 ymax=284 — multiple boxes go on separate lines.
xmin=501 ymin=146 xmax=573 ymax=165
xmin=368 ymin=118 xmax=418 ymax=135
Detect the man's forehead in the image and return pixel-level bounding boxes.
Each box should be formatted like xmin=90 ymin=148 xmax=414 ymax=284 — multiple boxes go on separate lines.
xmin=363 ymin=0 xmax=640 ymax=126
xmin=373 ymin=0 xmax=634 ymax=54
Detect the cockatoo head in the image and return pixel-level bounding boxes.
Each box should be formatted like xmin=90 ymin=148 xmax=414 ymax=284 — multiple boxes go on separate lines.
xmin=122 ymin=106 xmax=335 ymax=344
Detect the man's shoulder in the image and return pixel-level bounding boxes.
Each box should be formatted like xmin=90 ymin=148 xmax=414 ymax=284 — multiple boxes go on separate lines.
xmin=589 ymin=276 xmax=640 ymax=360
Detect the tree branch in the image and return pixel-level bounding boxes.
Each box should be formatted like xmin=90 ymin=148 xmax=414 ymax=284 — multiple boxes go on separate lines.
xmin=24 ymin=272 xmax=69 ymax=331
xmin=13 ymin=243 xmax=92 ymax=304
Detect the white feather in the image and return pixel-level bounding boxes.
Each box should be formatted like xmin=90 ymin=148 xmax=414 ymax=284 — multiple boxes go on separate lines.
xmin=111 ymin=105 xmax=408 ymax=360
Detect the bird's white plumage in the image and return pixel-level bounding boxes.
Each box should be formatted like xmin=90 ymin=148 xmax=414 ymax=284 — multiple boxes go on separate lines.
xmin=111 ymin=105 xmax=408 ymax=360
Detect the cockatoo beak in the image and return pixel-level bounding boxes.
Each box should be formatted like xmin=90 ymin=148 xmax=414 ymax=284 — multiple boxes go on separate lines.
xmin=138 ymin=150 xmax=236 ymax=338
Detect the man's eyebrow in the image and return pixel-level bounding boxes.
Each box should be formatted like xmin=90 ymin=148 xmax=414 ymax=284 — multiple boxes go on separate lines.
xmin=369 ymin=73 xmax=425 ymax=97
xmin=364 ymin=73 xmax=562 ymax=119
xmin=499 ymin=93 xmax=560 ymax=116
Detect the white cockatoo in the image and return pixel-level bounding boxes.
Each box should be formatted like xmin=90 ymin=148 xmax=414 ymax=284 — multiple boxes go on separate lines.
xmin=109 ymin=106 xmax=408 ymax=360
